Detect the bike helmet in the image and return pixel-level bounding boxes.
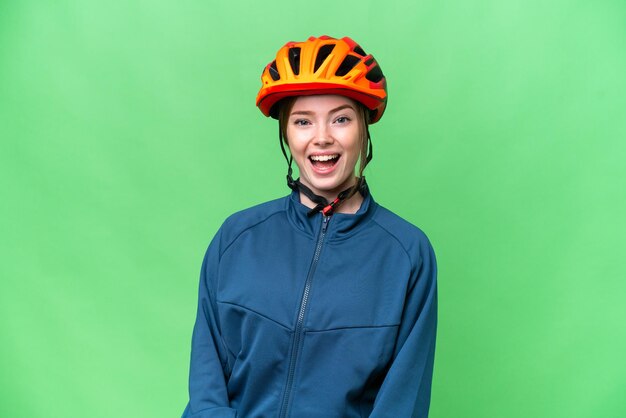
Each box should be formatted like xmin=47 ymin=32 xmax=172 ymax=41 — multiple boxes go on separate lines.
xmin=256 ymin=35 xmax=387 ymax=123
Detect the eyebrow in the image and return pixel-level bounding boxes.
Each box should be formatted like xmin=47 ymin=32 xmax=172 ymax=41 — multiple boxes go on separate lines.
xmin=290 ymin=104 xmax=355 ymax=116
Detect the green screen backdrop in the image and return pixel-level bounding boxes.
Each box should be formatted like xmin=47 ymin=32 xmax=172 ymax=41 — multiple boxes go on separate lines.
xmin=1 ymin=1 xmax=625 ymax=417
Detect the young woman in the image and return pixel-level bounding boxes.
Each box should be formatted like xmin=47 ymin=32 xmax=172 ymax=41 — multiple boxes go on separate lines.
xmin=182 ymin=35 xmax=437 ymax=418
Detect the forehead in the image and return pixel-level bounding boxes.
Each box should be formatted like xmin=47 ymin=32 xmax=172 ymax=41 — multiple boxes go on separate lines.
xmin=290 ymin=94 xmax=358 ymax=113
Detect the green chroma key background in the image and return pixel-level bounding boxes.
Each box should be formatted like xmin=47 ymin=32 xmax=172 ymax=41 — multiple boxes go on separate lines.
xmin=1 ymin=1 xmax=625 ymax=417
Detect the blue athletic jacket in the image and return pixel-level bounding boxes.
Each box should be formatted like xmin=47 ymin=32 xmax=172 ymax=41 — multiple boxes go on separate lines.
xmin=182 ymin=189 xmax=437 ymax=418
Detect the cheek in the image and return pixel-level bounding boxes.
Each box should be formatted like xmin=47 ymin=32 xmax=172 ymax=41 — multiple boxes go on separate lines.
xmin=285 ymin=130 xmax=306 ymax=158
xmin=343 ymin=132 xmax=362 ymax=164
xmin=285 ymin=129 xmax=302 ymax=153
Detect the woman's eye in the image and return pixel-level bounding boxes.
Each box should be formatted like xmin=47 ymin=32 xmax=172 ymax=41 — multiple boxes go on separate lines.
xmin=294 ymin=119 xmax=311 ymax=126
xmin=335 ymin=116 xmax=351 ymax=124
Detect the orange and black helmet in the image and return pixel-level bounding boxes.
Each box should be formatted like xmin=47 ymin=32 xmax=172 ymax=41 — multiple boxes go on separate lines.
xmin=256 ymin=35 xmax=387 ymax=124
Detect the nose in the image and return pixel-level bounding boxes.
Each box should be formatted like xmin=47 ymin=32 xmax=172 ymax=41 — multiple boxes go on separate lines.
xmin=313 ymin=123 xmax=334 ymax=146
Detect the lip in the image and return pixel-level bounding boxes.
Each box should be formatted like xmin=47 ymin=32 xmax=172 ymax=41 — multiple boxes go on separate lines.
xmin=308 ymin=151 xmax=341 ymax=158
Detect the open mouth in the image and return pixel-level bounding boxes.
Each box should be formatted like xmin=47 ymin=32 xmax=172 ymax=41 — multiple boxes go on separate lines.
xmin=309 ymin=154 xmax=340 ymax=171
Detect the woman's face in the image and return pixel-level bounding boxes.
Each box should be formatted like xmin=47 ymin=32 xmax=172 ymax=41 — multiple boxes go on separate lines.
xmin=286 ymin=95 xmax=362 ymax=201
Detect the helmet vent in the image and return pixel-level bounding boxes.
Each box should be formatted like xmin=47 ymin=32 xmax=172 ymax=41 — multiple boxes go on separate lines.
xmin=314 ymin=44 xmax=336 ymax=72
xmin=335 ymin=55 xmax=360 ymax=76
xmin=288 ymin=47 xmax=301 ymax=75
xmin=365 ymin=63 xmax=384 ymax=83
xmin=353 ymin=45 xmax=366 ymax=56
xmin=269 ymin=61 xmax=280 ymax=81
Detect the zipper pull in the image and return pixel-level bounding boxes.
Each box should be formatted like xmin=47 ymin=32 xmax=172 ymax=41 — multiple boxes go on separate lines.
xmin=321 ymin=215 xmax=330 ymax=233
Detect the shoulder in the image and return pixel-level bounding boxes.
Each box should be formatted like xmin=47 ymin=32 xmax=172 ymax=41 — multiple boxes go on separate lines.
xmin=217 ymin=195 xmax=288 ymax=249
xmin=370 ymin=203 xmax=435 ymax=264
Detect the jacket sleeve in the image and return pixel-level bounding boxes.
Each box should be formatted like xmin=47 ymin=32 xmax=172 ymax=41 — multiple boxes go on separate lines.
xmin=369 ymin=237 xmax=438 ymax=418
xmin=181 ymin=228 xmax=238 ymax=418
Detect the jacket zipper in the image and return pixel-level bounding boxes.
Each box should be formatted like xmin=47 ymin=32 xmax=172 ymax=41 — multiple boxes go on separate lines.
xmin=279 ymin=215 xmax=330 ymax=418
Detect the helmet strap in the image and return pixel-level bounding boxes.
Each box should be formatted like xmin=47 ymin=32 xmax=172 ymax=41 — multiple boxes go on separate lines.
xmin=365 ymin=125 xmax=373 ymax=167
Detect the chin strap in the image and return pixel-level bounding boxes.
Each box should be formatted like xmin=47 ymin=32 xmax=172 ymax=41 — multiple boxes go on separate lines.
xmin=296 ymin=176 xmax=368 ymax=217
xmin=279 ymin=125 xmax=370 ymax=217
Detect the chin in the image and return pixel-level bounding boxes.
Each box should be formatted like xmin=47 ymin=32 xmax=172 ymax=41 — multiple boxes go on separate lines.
xmin=305 ymin=173 xmax=354 ymax=195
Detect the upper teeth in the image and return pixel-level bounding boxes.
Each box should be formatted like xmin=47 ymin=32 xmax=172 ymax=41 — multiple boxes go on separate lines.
xmin=310 ymin=154 xmax=338 ymax=161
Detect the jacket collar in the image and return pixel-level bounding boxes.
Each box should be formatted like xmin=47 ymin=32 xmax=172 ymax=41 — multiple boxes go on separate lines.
xmin=285 ymin=188 xmax=377 ymax=241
